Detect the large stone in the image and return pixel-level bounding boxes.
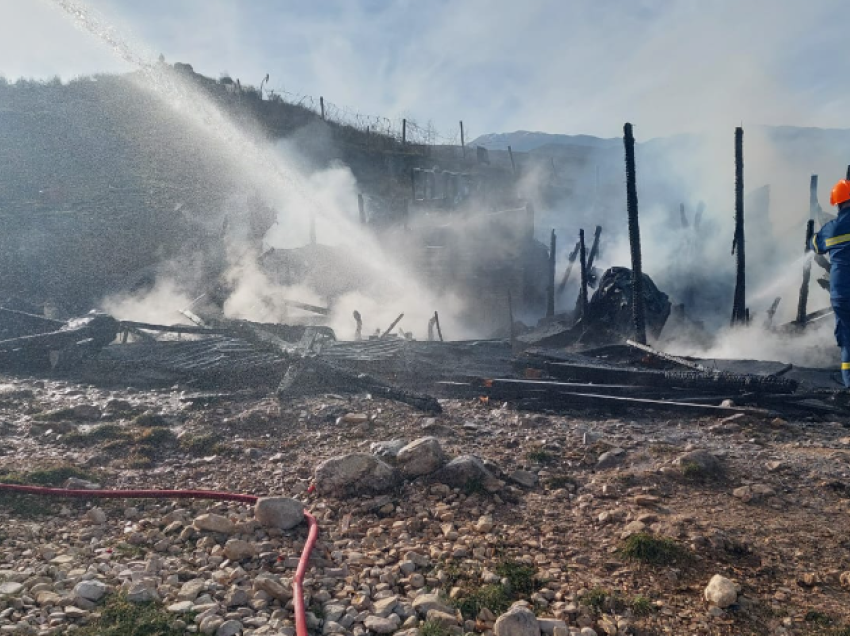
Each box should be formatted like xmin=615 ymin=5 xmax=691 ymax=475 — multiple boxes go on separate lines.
xmin=126 ymin=581 xmax=159 ymax=603
xmin=85 ymin=507 xmax=107 ymax=525
xmin=254 ymin=497 xmax=303 ymax=530
xmin=370 ymin=439 xmax=407 ymax=460
xmin=36 ymin=591 xmax=62 ymax=606
xmin=373 ymin=595 xmax=399 ymax=617
xmin=510 ymin=470 xmax=538 ymax=488
xmin=73 ymin=580 xmax=107 ymax=602
xmin=167 ymin=600 xmax=195 ymax=613
xmin=194 ymin=513 xmax=237 ymax=534
xmin=494 ymin=605 xmax=541 ymax=636
xmin=177 ymin=578 xmax=206 ymax=601
xmin=412 ymin=592 xmax=452 ymax=616
xmin=314 ymin=453 xmax=400 ymax=496
xmin=200 ymin=616 xmax=224 ymax=635
xmin=216 ymin=619 xmax=243 ymax=636
xmin=364 ymin=613 xmax=401 ymax=634
xmin=223 ymin=539 xmax=256 ymax=561
xmin=430 ymin=455 xmax=503 ymax=493
xmin=0 ymin=582 xmax=23 ymax=597
xmin=396 ymin=437 xmax=445 ymax=477
xmin=596 ymin=448 xmax=625 ymax=470
xmin=252 ymin=574 xmax=291 ymax=601
xmin=704 ymin=574 xmax=739 ymax=608
xmin=538 ymin=618 xmax=569 ymax=635
xmin=676 ymin=449 xmax=722 ymax=474
xmin=426 ymin=608 xmax=459 ymax=627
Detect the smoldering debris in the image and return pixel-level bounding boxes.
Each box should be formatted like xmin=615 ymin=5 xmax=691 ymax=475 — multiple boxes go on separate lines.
xmin=0 ymin=298 xmax=847 ymax=420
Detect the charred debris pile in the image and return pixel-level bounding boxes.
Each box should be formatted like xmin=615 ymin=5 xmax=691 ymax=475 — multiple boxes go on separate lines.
xmin=0 ymin=301 xmax=845 ymax=420
xmin=1 ymin=125 xmax=846 ymax=420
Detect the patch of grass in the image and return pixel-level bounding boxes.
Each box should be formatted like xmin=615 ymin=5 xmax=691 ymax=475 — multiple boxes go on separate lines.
xmin=631 ymin=595 xmax=653 ymax=616
xmin=179 ymin=433 xmax=224 ymax=456
xmin=806 ymin=610 xmax=834 ymax=627
xmin=546 ymin=475 xmax=578 ymax=490
xmin=825 ymin=481 xmax=850 ymax=499
xmin=75 ymin=594 xmax=188 ymax=636
xmin=618 ymin=533 xmax=691 ymax=566
xmin=463 ymin=477 xmax=489 ymax=496
xmin=581 ymin=587 xmax=610 ymax=612
xmin=33 ymin=407 xmax=78 ymax=422
xmin=131 ymin=412 xmax=169 ymax=428
xmin=112 ymin=542 xmax=147 ymax=559
xmin=136 ymin=427 xmax=178 ymax=446
xmin=420 ymin=620 xmax=450 ymax=636
xmin=681 ymin=461 xmax=723 ymax=483
xmin=495 ymin=560 xmax=537 ymax=596
xmin=823 ymin=628 xmax=850 ymax=636
xmin=0 ymin=465 xmax=96 ymax=486
xmin=526 ymin=448 xmax=555 ymax=465
xmin=453 ymin=584 xmax=511 ymax=619
xmin=61 ymin=423 xmax=130 ymax=446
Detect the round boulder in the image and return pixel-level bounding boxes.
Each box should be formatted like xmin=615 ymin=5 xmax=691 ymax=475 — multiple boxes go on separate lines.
xmin=494 ymin=604 xmax=541 ymax=636
xmin=254 ymin=497 xmax=304 ymax=530
xmin=704 ymin=574 xmax=739 ymax=608
xmin=314 ymin=453 xmax=400 ymax=497
xmin=396 ymin=437 xmax=445 ymax=477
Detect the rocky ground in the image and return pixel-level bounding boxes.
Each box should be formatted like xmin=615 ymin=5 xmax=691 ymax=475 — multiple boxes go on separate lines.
xmin=1 ymin=375 xmax=850 ymax=636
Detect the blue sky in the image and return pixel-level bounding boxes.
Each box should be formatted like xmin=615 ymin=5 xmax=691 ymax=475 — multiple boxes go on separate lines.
xmin=2 ymin=0 xmax=847 ymax=139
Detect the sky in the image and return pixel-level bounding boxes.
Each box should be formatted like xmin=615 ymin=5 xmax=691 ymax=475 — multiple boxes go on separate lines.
xmin=1 ymin=0 xmax=849 ymax=140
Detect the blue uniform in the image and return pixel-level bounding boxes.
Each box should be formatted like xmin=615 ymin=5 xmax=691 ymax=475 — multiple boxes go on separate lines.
xmin=813 ymin=209 xmax=850 ymax=386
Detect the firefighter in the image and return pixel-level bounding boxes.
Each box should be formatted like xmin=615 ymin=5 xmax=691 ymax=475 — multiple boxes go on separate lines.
xmin=813 ymin=179 xmax=850 ymax=386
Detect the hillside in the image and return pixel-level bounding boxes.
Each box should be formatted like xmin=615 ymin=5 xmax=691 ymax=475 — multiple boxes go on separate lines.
xmin=0 ymin=66 xmax=470 ymax=312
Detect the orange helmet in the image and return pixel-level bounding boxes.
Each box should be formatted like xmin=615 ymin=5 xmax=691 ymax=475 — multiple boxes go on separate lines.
xmin=831 ymin=179 xmax=850 ymax=206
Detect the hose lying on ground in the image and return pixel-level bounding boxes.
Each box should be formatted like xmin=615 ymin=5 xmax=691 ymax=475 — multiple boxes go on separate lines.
xmin=0 ymin=483 xmax=316 ymax=636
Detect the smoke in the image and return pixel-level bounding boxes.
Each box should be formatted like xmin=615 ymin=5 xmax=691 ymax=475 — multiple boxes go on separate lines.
xmin=27 ymin=0 xmax=850 ymax=365
xmin=102 ymin=277 xmax=195 ymax=324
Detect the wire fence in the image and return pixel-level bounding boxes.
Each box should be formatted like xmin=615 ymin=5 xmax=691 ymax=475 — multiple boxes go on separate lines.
xmin=265 ymin=86 xmax=464 ymax=150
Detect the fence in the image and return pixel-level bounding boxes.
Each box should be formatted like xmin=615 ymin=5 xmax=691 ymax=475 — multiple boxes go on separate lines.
xmin=264 ymin=86 xmax=464 ymax=151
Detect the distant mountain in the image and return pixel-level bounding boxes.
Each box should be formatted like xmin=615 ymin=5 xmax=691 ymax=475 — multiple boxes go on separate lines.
xmin=471 ymin=126 xmax=850 ymax=157
xmin=469 ymin=130 xmax=621 ymax=152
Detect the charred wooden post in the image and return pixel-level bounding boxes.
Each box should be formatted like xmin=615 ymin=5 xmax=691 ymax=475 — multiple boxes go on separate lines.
xmin=381 ymin=313 xmax=404 ymax=339
xmin=507 ymin=290 xmax=516 ymax=351
xmin=623 ymin=122 xmax=647 ymax=344
xmin=320 ymin=96 xmax=325 ymax=120
xmin=434 ymin=311 xmax=444 ymax=342
xmin=353 ymin=310 xmax=363 ymax=341
xmin=731 ymin=127 xmax=747 ymax=325
xmin=679 ymin=203 xmax=689 ymax=228
xmin=694 ymin=201 xmax=705 ymax=229
xmin=357 ymin=194 xmax=366 ymax=225
xmin=795 ymin=219 xmax=816 ymax=325
xmin=586 ymin=225 xmax=603 ymax=286
xmin=547 ymin=229 xmax=556 ymax=317
xmin=402 ymin=118 xmax=407 ymax=145
xmin=765 ymin=297 xmax=781 ymax=328
xmin=810 ymin=175 xmax=819 ymax=218
xmin=427 ymin=315 xmax=436 ymax=341
xmin=508 ymin=145 xmax=517 ymax=176
xmin=578 ymin=229 xmax=589 ymax=321
xmin=557 ymin=240 xmax=581 ymax=294
xmin=459 ymin=121 xmax=465 ymax=158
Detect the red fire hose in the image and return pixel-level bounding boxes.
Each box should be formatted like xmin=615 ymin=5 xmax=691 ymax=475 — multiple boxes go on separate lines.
xmin=0 ymin=483 xmax=317 ymax=635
